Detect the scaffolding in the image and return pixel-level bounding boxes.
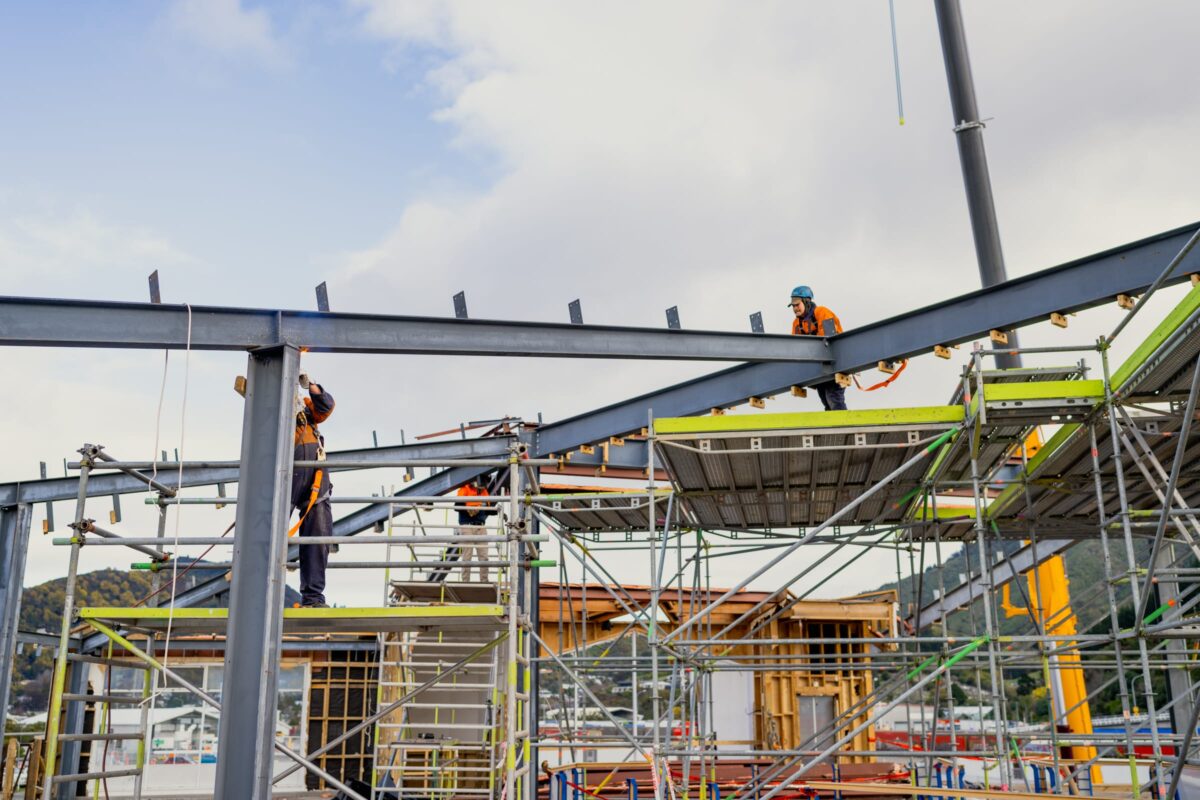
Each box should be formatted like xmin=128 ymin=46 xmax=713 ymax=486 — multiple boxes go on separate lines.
xmin=37 ymin=444 xmax=546 ymax=800
xmin=15 ymin=274 xmax=1200 ymax=799
xmin=526 ymin=282 xmax=1200 ymax=800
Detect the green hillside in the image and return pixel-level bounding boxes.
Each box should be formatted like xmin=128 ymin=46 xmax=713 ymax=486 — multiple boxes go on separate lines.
xmin=882 ymin=536 xmax=1194 ymax=722
xmin=10 ymin=568 xmax=207 ymax=716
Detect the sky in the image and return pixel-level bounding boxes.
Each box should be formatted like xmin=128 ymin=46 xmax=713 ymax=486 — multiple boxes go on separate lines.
xmin=2 ymin=1 xmax=1199 ymax=607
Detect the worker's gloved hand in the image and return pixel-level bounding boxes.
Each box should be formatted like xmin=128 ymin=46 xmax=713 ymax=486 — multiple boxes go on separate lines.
xmin=298 ymin=373 xmax=311 ymax=390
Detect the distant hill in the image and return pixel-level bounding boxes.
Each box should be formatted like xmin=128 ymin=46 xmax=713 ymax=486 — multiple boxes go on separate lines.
xmin=10 ymin=567 xmax=209 ymax=716
xmin=878 ymin=537 xmax=1188 ymax=722
xmin=884 ymin=538 xmax=1150 ymax=639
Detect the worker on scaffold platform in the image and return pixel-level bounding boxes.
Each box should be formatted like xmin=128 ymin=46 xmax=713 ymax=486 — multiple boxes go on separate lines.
xmin=293 ymin=373 xmax=335 ymax=607
xmin=789 ymin=285 xmax=847 ymax=410
xmin=456 ymin=478 xmax=496 ymax=582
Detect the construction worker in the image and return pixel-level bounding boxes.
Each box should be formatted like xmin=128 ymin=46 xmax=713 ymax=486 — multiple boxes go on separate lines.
xmin=789 ymin=285 xmax=847 ymax=411
xmin=293 ymin=373 xmax=335 ymax=607
xmin=456 ymin=479 xmax=495 ymax=582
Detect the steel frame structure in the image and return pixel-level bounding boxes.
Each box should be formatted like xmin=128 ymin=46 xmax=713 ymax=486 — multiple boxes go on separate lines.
xmin=0 ymin=221 xmax=1198 ymax=799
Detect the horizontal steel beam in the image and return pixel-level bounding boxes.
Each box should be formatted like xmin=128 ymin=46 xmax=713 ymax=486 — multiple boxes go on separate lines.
xmin=0 ymin=436 xmax=514 ymax=506
xmin=0 ymin=297 xmax=831 ymax=362
xmin=907 ymin=538 xmax=1074 ymax=630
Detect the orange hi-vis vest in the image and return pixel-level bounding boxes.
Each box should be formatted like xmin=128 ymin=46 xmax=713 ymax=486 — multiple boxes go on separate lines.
xmin=791 ymin=306 xmax=843 ymax=337
xmin=457 ymin=483 xmax=486 ymax=507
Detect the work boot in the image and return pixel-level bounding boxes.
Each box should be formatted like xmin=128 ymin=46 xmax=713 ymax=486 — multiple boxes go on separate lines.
xmin=302 ymin=601 xmax=329 ymax=609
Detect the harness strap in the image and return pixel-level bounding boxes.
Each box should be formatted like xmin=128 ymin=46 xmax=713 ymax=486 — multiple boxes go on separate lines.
xmin=287 ymin=468 xmax=323 ymax=537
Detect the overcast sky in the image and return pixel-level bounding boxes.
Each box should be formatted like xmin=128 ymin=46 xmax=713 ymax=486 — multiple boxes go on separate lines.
xmin=2 ymin=2 xmax=1198 ymax=606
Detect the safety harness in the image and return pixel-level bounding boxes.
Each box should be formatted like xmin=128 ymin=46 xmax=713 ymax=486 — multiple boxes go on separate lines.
xmin=288 ymin=409 xmax=326 ymax=538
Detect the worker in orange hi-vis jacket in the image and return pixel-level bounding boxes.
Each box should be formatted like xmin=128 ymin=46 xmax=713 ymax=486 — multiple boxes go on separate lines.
xmin=788 ymin=285 xmax=847 ymax=411
xmin=456 ymin=480 xmax=495 ymax=582
xmin=293 ymin=374 xmax=335 ymax=607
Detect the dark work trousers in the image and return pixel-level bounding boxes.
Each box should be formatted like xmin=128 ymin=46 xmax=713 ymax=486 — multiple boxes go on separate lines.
xmin=298 ymin=500 xmax=332 ymax=605
xmin=815 ymin=381 xmax=848 ymax=411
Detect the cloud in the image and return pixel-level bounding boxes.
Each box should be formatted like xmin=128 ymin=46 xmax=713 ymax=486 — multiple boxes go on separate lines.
xmin=339 ymin=2 xmax=1199 ymax=326
xmin=166 ymin=0 xmax=288 ymax=67
xmin=9 ymin=3 xmax=1199 ymax=602
xmin=0 ymin=206 xmax=197 ymax=295
xmin=337 ymin=2 xmax=1199 ymax=362
xmin=321 ymin=2 xmax=1200 ymax=599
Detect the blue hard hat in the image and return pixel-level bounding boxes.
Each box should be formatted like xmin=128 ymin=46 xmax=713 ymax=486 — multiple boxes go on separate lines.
xmin=788 ymin=285 xmax=814 ymax=305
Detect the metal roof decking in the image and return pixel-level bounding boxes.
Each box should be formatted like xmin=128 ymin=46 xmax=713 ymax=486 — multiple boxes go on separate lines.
xmin=536 ymin=488 xmax=672 ymax=533
xmin=652 ymin=284 xmax=1200 ymax=534
xmin=654 ymin=408 xmax=962 ymax=530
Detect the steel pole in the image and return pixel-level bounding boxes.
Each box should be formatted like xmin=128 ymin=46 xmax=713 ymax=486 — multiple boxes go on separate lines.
xmin=934 ymin=0 xmax=1021 ymax=369
xmin=42 ymin=448 xmax=92 ymax=799
xmin=214 ymin=344 xmax=300 ymax=800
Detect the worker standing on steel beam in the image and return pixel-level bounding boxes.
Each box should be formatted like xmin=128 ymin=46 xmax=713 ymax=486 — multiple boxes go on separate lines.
xmin=456 ymin=479 xmax=495 ymax=582
xmin=293 ymin=373 xmax=335 ymax=607
xmin=788 ymin=285 xmax=847 ymax=410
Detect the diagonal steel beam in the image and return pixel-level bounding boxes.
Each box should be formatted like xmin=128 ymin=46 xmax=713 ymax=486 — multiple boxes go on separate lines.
xmin=535 ymin=222 xmax=1200 ymax=456
xmin=906 ymin=537 xmax=1074 ymax=631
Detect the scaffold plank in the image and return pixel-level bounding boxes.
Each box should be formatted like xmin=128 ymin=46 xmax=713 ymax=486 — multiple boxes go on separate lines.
xmin=654 ymin=406 xmax=963 ymax=435
xmin=78 ymin=605 xmax=507 ymax=634
xmin=981 ymin=379 xmax=1104 ymax=402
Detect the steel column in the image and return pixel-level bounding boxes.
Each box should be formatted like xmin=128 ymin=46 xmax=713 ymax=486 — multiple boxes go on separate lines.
xmin=0 ymin=503 xmax=32 ymax=733
xmin=934 ymin=0 xmax=1021 ymax=369
xmin=214 ymin=345 xmax=300 ymax=800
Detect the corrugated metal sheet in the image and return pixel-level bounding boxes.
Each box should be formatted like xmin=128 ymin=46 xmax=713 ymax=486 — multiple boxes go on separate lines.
xmin=657 ymin=423 xmax=954 ymax=530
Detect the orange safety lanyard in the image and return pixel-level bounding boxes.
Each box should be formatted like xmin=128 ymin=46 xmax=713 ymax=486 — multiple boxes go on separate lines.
xmin=853 ymin=358 xmax=908 ymax=391
xmin=287 ymin=469 xmax=323 ymax=537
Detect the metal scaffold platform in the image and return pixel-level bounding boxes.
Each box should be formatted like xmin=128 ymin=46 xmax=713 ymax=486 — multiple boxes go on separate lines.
xmin=75 ymin=605 xmax=509 ymax=635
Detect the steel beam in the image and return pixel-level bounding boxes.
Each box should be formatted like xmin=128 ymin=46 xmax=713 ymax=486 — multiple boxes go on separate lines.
xmin=0 ymin=297 xmax=830 ymax=362
xmin=214 ymin=345 xmax=299 ymax=800
xmin=534 ymin=222 xmax=1200 ymax=455
xmin=0 ymin=503 xmax=32 ymax=733
xmin=0 ymin=429 xmax=637 ymax=518
xmin=0 ymin=436 xmax=515 ymax=506
xmin=828 ymin=224 xmax=1200 ymax=373
xmin=934 ymin=0 xmax=1006 ymax=285
xmin=907 ymin=538 xmax=1075 ymax=631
